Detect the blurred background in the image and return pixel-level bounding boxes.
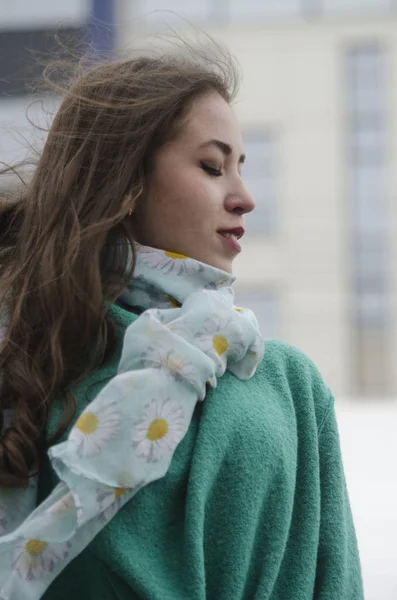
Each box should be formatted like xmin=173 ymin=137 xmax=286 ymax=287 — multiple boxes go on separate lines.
xmin=0 ymin=1 xmax=396 ymax=598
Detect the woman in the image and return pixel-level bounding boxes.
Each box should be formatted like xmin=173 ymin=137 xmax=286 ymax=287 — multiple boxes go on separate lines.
xmin=0 ymin=45 xmax=363 ymax=599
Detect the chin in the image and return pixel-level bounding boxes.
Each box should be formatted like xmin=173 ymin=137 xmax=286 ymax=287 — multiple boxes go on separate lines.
xmin=219 ymin=262 xmax=233 ymax=274
xmin=208 ymin=257 xmax=233 ymax=273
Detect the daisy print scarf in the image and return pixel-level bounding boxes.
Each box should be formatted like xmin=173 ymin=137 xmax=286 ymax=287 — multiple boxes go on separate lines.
xmin=0 ymin=243 xmax=264 ymax=600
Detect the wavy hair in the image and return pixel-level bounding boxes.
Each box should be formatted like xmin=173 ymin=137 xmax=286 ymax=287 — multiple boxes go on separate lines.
xmin=0 ymin=41 xmax=238 ymax=486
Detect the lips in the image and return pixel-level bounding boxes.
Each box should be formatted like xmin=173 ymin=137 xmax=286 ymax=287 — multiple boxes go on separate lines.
xmin=217 ymin=227 xmax=245 ymax=241
xmin=217 ymin=227 xmax=244 ymax=254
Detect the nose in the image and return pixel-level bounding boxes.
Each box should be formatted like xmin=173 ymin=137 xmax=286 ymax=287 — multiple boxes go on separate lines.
xmin=225 ymin=179 xmax=255 ymax=215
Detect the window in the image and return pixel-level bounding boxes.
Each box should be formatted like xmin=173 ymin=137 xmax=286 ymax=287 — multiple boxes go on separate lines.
xmin=346 ymin=44 xmax=390 ymax=394
xmin=234 ymin=290 xmax=280 ymax=340
xmin=242 ymin=133 xmax=279 ymax=235
xmin=90 ymin=0 xmax=115 ymax=57
xmin=350 ymin=127 xmax=386 ymax=164
xmin=0 ymin=27 xmax=85 ymax=96
xmin=350 ymin=166 xmax=388 ymax=234
xmin=0 ymin=0 xmax=89 ymax=97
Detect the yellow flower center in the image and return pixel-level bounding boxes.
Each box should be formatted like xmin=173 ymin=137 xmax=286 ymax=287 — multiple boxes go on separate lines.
xmin=164 ymin=251 xmax=188 ymax=260
xmin=75 ymin=412 xmax=99 ymax=435
xmin=114 ymin=487 xmax=128 ymax=499
xmin=213 ymin=335 xmax=229 ymax=356
xmin=234 ymin=307 xmax=243 ymax=313
xmin=25 ymin=539 xmax=47 ymax=557
xmin=147 ymin=418 xmax=168 ymax=441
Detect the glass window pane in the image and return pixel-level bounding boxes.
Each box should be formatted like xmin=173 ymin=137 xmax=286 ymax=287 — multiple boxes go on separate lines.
xmin=243 ymin=133 xmax=278 ymax=235
xmin=348 ymin=48 xmax=384 ymax=112
xmin=351 ymin=164 xmax=387 ymax=204
xmin=348 ymin=86 xmax=385 ymax=114
xmin=244 ymin=138 xmax=276 ymax=174
xmin=353 ymin=248 xmax=389 ymax=288
xmin=230 ymin=0 xmax=301 ymax=20
xmin=347 ymin=43 xmax=390 ymax=342
xmin=246 ymin=198 xmax=277 ymax=235
xmin=353 ymin=292 xmax=389 ymax=328
xmin=350 ymin=171 xmax=387 ymax=237
xmin=350 ymin=127 xmax=386 ymax=164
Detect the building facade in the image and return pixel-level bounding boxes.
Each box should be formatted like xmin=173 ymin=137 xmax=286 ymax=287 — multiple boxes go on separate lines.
xmin=116 ymin=1 xmax=397 ymax=397
xmin=2 ymin=0 xmax=397 ymax=396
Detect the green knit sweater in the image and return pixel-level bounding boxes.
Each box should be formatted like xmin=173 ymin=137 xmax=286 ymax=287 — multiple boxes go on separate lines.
xmin=40 ymin=304 xmax=363 ymax=600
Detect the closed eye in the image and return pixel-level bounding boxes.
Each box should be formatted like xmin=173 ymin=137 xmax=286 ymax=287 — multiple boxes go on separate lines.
xmin=200 ymin=162 xmax=222 ymax=177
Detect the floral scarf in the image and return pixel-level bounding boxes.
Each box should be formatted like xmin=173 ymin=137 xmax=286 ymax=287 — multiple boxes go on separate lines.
xmin=0 ymin=243 xmax=264 ymax=600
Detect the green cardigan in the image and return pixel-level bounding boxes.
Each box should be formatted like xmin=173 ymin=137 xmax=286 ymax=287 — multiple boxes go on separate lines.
xmin=40 ymin=304 xmax=363 ymax=599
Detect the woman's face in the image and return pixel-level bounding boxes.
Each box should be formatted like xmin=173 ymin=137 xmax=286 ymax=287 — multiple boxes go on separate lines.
xmin=131 ymin=91 xmax=255 ymax=273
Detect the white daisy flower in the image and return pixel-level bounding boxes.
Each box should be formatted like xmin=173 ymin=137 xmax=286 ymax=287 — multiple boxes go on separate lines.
xmin=96 ymin=486 xmax=129 ymax=523
xmin=69 ymin=402 xmax=120 ymax=458
xmin=13 ymin=538 xmax=71 ymax=580
xmin=132 ymin=399 xmax=185 ymax=462
xmin=138 ymin=246 xmax=203 ymax=276
xmin=96 ymin=476 xmax=142 ymax=523
xmin=140 ymin=346 xmax=199 ymax=389
xmin=195 ymin=316 xmax=246 ymax=363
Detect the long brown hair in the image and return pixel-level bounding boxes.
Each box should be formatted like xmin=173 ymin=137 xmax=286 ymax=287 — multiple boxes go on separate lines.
xmin=0 ymin=42 xmax=238 ymax=486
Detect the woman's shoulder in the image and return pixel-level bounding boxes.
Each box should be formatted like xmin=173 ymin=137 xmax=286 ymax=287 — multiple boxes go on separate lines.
xmin=261 ymin=339 xmax=334 ymax=430
xmin=261 ymin=338 xmax=330 ymax=389
xmin=213 ymin=338 xmax=334 ymax=438
xmin=192 ymin=339 xmax=334 ymax=509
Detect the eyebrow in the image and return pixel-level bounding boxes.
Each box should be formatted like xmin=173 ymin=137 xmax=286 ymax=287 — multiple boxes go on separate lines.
xmin=199 ymin=139 xmax=246 ymax=164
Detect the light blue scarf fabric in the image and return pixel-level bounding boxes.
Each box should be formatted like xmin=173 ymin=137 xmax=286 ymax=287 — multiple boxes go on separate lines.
xmin=0 ymin=243 xmax=264 ymax=600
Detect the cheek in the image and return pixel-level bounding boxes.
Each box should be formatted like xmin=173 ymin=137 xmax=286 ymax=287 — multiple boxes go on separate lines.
xmin=151 ymin=190 xmax=186 ymax=229
xmin=151 ymin=172 xmax=205 ymax=226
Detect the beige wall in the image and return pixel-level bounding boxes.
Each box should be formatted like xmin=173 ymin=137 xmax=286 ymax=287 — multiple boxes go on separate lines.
xmin=217 ymin=19 xmax=397 ymax=395
xmin=216 ymin=24 xmax=350 ymax=393
xmin=116 ymin=10 xmax=397 ymax=395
